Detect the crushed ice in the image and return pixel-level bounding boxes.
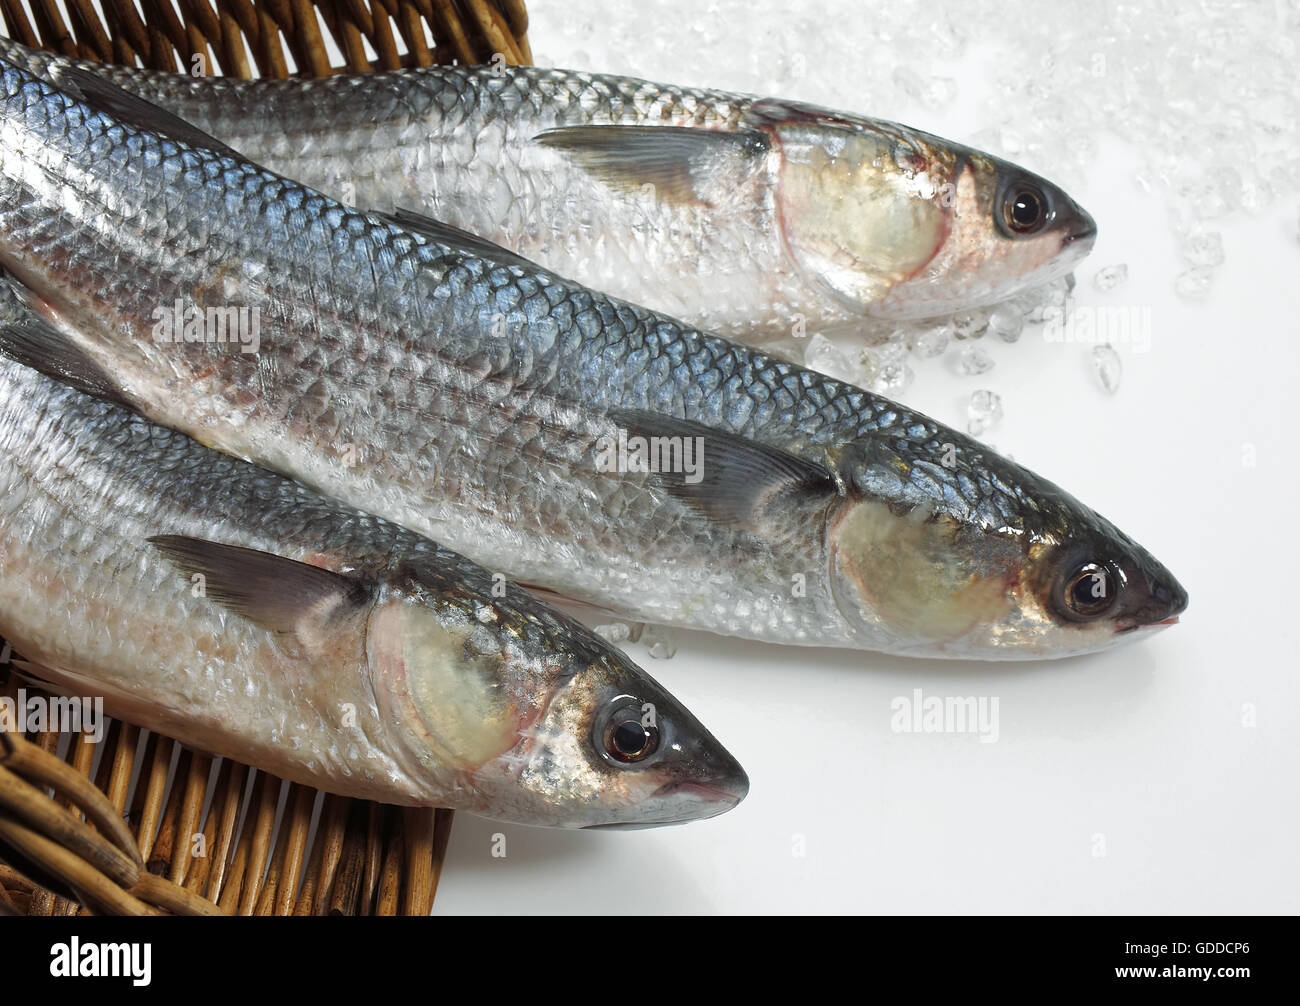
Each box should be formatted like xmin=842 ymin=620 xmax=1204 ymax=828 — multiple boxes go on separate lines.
xmin=967 ymin=390 xmax=1003 ymax=437
xmin=642 ymin=624 xmax=679 ymax=660
xmin=1091 ymin=344 xmax=1122 ymax=394
xmin=955 ymin=346 xmax=995 ymax=376
xmin=1092 ymin=264 xmax=1128 ymax=292
xmin=533 ymin=0 xmax=1294 ymax=429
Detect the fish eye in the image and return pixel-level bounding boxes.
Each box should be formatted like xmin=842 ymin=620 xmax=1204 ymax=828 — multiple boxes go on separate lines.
xmin=597 ymin=698 xmax=660 ymax=764
xmin=1060 ymin=561 xmax=1120 ymax=620
xmin=1003 ymin=184 xmax=1049 ymax=235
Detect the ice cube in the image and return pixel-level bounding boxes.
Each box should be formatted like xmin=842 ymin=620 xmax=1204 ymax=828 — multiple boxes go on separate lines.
xmin=1092 ymin=343 xmax=1122 ymax=393
xmin=803 ymin=333 xmax=861 ymax=384
xmin=1024 ymin=280 xmax=1068 ymax=323
xmin=952 ymin=310 xmax=989 ymax=340
xmin=873 ymin=338 xmax=910 ymax=365
xmin=1174 ymin=266 xmax=1214 ymax=301
xmin=967 ymin=390 xmax=1003 ymax=437
xmin=594 ymin=622 xmax=632 ymax=644
xmin=988 ymin=306 xmax=1025 ymax=343
xmin=911 ymin=323 xmax=952 ymax=358
xmin=1181 ymin=230 xmax=1225 ymax=267
xmin=1092 ymin=264 xmax=1129 ymax=292
xmin=872 ymin=359 xmax=914 ymax=396
xmin=956 ymin=346 xmax=995 ymax=376
xmin=1207 ymin=166 xmax=1243 ymax=213
xmin=643 ymin=624 xmax=678 ymax=660
xmin=1039 ymin=303 xmax=1064 ymax=329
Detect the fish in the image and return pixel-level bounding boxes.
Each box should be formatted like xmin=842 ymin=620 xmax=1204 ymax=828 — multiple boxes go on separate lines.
xmin=0 ymin=59 xmax=1184 ymax=661
xmin=0 ymin=38 xmax=1096 ymax=344
xmin=0 ymin=281 xmax=747 ymax=828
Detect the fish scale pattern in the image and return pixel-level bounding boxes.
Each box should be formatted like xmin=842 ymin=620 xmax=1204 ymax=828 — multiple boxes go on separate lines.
xmin=0 ymin=54 xmax=1177 ymax=653
xmin=0 ymin=340 xmax=749 ymax=822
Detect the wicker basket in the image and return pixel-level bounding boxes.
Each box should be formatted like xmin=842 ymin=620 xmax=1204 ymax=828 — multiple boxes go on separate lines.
xmin=0 ymin=0 xmax=533 ymax=917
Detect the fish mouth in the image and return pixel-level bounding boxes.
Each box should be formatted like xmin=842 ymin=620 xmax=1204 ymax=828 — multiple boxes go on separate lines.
xmin=651 ymin=779 xmax=748 ymax=805
xmin=580 ymin=778 xmax=749 ymax=830
xmin=1116 ymin=614 xmax=1182 ymax=635
xmin=1059 ymin=204 xmax=1098 ymax=249
xmin=1063 ymin=215 xmax=1098 ymax=245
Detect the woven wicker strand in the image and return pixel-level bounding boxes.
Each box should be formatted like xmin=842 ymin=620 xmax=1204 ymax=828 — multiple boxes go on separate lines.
xmin=0 ymin=0 xmax=530 ymax=916
xmin=0 ymin=673 xmax=454 ymax=915
xmin=0 ymin=0 xmax=531 ymax=76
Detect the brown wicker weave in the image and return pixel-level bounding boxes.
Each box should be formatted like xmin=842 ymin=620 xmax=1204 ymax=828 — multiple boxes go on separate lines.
xmin=0 ymin=0 xmax=531 ymax=77
xmin=0 ymin=0 xmax=533 ymax=917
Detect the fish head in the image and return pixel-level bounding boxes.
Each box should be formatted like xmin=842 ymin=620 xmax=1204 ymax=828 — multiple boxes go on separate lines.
xmin=367 ymin=583 xmax=747 ymax=827
xmin=760 ymin=102 xmax=1095 ymax=320
xmin=528 ymin=650 xmax=750 ymax=830
xmin=873 ymin=149 xmax=1097 ymax=319
xmin=827 ymin=435 xmax=1186 ymax=659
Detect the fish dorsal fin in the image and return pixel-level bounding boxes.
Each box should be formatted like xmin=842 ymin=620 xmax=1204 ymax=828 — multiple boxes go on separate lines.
xmin=58 ymin=65 xmax=242 ymax=159
xmin=533 ymin=125 xmax=770 ymax=206
xmin=149 ymin=536 xmax=374 ymax=656
xmin=0 ymin=280 xmax=131 ymax=408
xmin=607 ymin=409 xmax=836 ymax=529
xmin=376 ymin=208 xmax=542 ymax=271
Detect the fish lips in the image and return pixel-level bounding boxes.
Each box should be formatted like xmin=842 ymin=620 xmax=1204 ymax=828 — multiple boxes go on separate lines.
xmin=1058 ymin=200 xmax=1099 ymax=255
xmin=1115 ymin=567 xmax=1189 ymax=634
xmin=582 ymin=775 xmax=750 ymax=830
xmin=1062 ymin=204 xmax=1099 ymax=246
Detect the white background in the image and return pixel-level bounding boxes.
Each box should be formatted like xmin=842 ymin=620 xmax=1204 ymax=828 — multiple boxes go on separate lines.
xmin=434 ymin=0 xmax=1300 ymax=913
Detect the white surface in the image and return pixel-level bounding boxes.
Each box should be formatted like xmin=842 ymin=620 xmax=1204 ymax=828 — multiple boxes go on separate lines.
xmin=434 ymin=1 xmax=1300 ymax=914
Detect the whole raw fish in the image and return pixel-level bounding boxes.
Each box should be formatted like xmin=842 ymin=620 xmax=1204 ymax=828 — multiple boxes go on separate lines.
xmin=0 ymin=38 xmax=1095 ymax=343
xmin=0 ymin=282 xmax=747 ymax=827
xmin=0 ymin=60 xmax=1183 ymax=660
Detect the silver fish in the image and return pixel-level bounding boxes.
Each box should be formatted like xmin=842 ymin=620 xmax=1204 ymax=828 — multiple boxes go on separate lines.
xmin=0 ymin=60 xmax=1184 ymax=661
xmin=0 ymin=38 xmax=1096 ymax=343
xmin=0 ymin=284 xmax=747 ymax=828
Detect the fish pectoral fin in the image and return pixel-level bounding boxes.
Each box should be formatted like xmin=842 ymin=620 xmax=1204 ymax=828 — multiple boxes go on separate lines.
xmin=57 ymin=66 xmax=243 ymax=160
xmin=147 ymin=535 xmax=374 ymax=655
xmin=609 ymin=409 xmax=837 ymax=530
xmin=0 ymin=283 xmax=132 ymax=409
xmin=533 ymin=126 xmax=770 ymax=206
xmin=376 ymin=208 xmax=544 ymax=272
xmin=513 ymin=582 xmax=630 ymax=625
xmin=5 ymin=656 xmax=59 ymax=686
